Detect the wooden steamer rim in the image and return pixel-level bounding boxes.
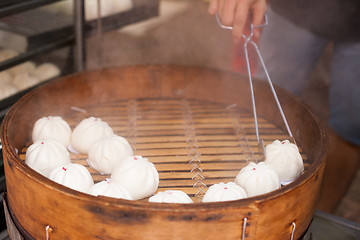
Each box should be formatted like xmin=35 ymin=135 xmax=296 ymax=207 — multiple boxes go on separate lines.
xmin=1 ymin=65 xmax=327 ymax=240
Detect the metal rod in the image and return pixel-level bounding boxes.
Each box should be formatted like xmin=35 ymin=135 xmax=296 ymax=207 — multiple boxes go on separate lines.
xmin=242 ymin=217 xmax=248 ymax=240
xmin=74 ymin=0 xmax=85 ymax=72
xmin=96 ymin=0 xmax=104 ymax=67
xmin=290 ymin=222 xmax=296 ymax=240
xmin=0 ymin=35 xmax=74 ymax=72
xmin=250 ymin=41 xmax=294 ymax=139
xmin=215 ymin=14 xmax=232 ymax=30
xmin=83 ymin=5 xmax=159 ymax=37
xmin=45 ymin=225 xmax=52 ymax=240
xmin=0 ymin=0 xmax=63 ymax=18
xmin=244 ymin=39 xmax=261 ymax=143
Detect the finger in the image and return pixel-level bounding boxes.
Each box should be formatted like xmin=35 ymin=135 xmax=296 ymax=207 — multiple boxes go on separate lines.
xmin=220 ymin=0 xmax=237 ymax=26
xmin=232 ymin=1 xmax=250 ymax=42
xmin=218 ymin=0 xmax=225 ymax=18
xmin=251 ymin=1 xmax=267 ymax=26
xmin=251 ymin=1 xmax=267 ymax=38
xmin=208 ymin=0 xmax=218 ymax=15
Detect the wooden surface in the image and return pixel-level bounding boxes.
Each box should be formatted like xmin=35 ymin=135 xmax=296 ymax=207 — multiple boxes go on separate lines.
xmin=1 ymin=65 xmax=327 ymax=239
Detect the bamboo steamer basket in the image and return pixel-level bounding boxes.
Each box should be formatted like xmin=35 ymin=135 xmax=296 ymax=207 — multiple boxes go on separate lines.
xmin=1 ymin=65 xmax=327 ymax=240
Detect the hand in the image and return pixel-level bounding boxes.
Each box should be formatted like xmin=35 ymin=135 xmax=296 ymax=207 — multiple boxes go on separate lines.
xmin=208 ymin=0 xmax=267 ymax=43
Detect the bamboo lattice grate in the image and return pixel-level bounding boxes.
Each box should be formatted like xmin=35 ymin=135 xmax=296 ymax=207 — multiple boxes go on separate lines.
xmin=20 ymin=98 xmax=308 ymax=202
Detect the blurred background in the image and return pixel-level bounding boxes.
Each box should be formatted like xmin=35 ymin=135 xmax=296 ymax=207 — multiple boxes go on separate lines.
xmin=0 ymin=0 xmax=358 ymax=238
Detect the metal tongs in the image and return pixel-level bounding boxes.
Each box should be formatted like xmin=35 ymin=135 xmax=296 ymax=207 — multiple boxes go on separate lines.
xmin=216 ymin=14 xmax=296 ymax=160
